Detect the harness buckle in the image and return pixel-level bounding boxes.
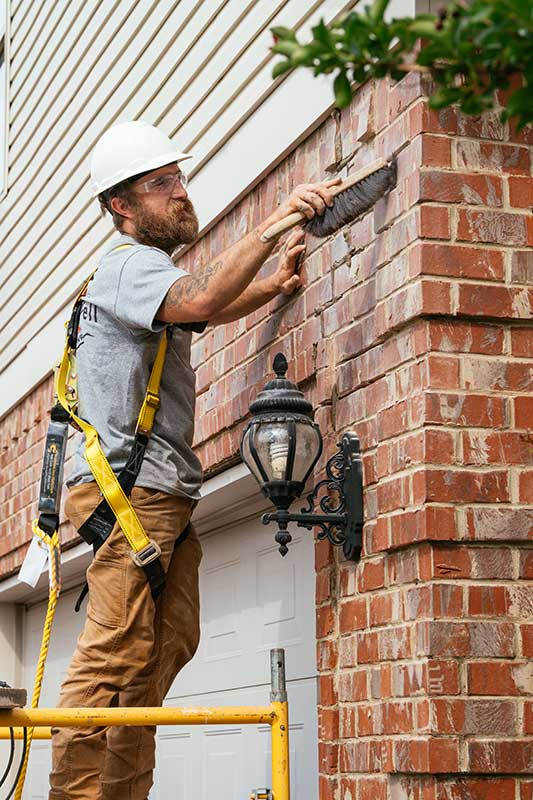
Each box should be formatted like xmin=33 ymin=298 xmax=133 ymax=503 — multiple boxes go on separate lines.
xmin=130 ymin=540 xmax=162 ymax=567
xmin=145 ymin=392 xmax=160 ymax=411
xmin=136 ymin=392 xmax=161 ymax=435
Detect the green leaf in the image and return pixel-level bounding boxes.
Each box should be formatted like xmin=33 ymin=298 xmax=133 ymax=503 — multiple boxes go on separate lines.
xmin=291 ymin=46 xmax=314 ymax=66
xmin=271 ymin=41 xmax=299 ymax=58
xmin=467 ymin=6 xmax=494 ymax=25
xmin=513 ymin=0 xmax=533 ymax=24
xmin=333 ymin=70 xmax=352 ymax=107
xmin=345 ymin=12 xmax=372 ymax=41
xmin=312 ymin=19 xmax=335 ymax=48
xmin=409 ymin=19 xmax=439 ymax=38
xmin=370 ymin=0 xmax=389 ymax=25
xmin=270 ymin=26 xmax=297 ymax=42
xmin=428 ymin=86 xmax=463 ymax=109
xmin=504 ymin=85 xmax=533 ymax=115
xmin=272 ymin=60 xmax=293 ymax=79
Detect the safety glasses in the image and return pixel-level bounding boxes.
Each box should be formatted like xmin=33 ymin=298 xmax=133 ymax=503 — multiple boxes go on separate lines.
xmin=133 ymin=170 xmax=188 ymax=195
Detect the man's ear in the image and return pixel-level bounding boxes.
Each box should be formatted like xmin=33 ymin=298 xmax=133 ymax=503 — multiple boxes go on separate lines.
xmin=110 ymin=195 xmax=135 ymax=219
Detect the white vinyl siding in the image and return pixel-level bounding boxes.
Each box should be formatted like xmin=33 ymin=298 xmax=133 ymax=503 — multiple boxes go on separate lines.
xmin=0 ymin=1 xmax=8 ymax=195
xmin=0 ymin=0 xmax=415 ymax=419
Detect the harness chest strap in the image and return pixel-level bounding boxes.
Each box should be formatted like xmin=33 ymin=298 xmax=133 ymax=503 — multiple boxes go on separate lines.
xmin=55 ymin=242 xmax=167 ymax=565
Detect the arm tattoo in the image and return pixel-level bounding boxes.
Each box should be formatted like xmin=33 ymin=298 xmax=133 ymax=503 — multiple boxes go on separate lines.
xmin=162 ymin=260 xmax=223 ymax=315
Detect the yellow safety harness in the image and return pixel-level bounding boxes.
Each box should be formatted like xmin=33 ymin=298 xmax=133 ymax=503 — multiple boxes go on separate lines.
xmin=43 ymin=240 xmax=207 ymax=599
xmin=56 ymin=281 xmax=165 ymax=554
xmin=54 ymin=242 xmax=169 ymax=602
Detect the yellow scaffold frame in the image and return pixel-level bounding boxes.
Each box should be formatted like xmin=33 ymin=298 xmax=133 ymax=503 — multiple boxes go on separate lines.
xmin=0 ymin=649 xmax=290 ymax=800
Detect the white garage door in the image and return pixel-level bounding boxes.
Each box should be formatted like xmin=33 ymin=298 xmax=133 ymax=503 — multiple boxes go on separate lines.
xmin=21 ymin=517 xmax=318 ymax=799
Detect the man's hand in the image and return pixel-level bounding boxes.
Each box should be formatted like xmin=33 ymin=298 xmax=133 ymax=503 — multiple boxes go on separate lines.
xmin=208 ymin=229 xmax=307 ymax=325
xmin=273 ymin=177 xmax=342 ymax=223
xmin=271 ymin=229 xmax=306 ymax=295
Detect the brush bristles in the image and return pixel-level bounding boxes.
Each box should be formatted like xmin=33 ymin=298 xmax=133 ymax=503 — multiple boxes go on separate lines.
xmin=304 ymin=161 xmax=397 ymax=238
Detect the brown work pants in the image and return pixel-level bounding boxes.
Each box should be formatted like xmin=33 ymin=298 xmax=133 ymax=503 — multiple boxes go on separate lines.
xmin=48 ymin=482 xmax=202 ymax=800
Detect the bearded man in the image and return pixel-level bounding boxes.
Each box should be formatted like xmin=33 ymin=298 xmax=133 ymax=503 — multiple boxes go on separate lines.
xmin=48 ymin=120 xmax=337 ymax=800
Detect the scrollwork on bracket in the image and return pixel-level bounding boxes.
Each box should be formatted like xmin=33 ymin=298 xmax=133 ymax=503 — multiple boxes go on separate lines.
xmin=314 ymin=522 xmax=346 ymax=548
xmin=300 ymin=440 xmax=347 ymax=519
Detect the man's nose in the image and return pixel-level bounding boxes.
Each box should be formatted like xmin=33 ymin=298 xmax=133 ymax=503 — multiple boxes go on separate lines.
xmin=171 ymin=181 xmax=188 ymax=200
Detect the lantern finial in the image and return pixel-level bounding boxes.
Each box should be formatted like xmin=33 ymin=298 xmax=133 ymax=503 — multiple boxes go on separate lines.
xmin=273 ymin=352 xmax=288 ymax=378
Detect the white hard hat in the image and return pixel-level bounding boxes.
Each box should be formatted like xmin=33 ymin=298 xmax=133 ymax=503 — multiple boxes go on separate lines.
xmin=90 ymin=119 xmax=192 ymax=197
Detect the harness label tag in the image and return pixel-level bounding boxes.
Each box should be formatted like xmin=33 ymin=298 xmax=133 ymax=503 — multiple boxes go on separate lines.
xmin=18 ymin=535 xmax=49 ymax=587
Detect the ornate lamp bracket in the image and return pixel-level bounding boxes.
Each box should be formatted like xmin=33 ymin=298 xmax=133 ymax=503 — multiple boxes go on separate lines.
xmin=262 ymin=432 xmax=363 ymax=561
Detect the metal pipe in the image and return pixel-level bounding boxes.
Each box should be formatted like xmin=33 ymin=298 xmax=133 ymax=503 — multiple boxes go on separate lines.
xmin=0 ymin=728 xmax=51 ymax=740
xmin=270 ymin=701 xmax=290 ymax=800
xmin=0 ymin=705 xmax=276 ymax=729
xmin=270 ymin=649 xmax=290 ymax=799
xmin=270 ymin=648 xmax=287 ymax=703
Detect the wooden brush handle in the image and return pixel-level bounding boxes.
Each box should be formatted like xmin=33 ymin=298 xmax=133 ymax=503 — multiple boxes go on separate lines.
xmin=260 ymin=158 xmax=387 ymax=242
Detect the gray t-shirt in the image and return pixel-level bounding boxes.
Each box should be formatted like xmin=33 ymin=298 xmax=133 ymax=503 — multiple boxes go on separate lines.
xmin=67 ymin=233 xmax=204 ymax=499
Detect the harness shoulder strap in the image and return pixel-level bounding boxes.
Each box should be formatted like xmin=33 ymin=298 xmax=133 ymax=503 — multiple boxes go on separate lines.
xmin=57 ymin=242 xmax=168 ymax=599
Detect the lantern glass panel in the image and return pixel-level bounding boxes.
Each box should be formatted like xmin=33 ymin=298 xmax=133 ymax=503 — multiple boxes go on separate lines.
xmin=254 ymin=421 xmax=291 ymax=481
xmin=292 ymin=422 xmax=322 ymax=482
xmin=241 ymin=428 xmax=264 ymax=484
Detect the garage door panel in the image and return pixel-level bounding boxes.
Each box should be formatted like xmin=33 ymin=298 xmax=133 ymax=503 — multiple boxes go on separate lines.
xmin=257 ymin=544 xmax=298 ymax=643
xmin=177 ymin=522 xmax=315 ymax=697
xmin=157 ymin=679 xmax=317 ymax=799
xmin=204 ymin=729 xmax=243 ymax=796
xmin=204 ymin=557 xmax=242 ymax=661
xmin=27 ymin=742 xmax=51 ymax=799
xmin=156 ymin=737 xmax=189 ymax=800
xmin=23 ymin=586 xmax=86 ymax=708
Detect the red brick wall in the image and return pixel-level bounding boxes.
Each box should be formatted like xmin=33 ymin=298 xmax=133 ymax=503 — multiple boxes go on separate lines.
xmin=310 ymin=77 xmax=532 ymax=799
xmin=1 ymin=73 xmax=532 ymax=797
xmin=0 ymin=377 xmax=56 ymax=575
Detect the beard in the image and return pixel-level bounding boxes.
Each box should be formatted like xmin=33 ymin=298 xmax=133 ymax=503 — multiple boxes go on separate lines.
xmin=130 ymin=197 xmax=199 ymax=252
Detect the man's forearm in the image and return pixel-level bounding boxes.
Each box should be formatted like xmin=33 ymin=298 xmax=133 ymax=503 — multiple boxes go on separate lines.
xmin=158 ymin=216 xmax=282 ymax=324
xmin=209 ymin=277 xmax=279 ymax=325
xmin=157 ymin=177 xmax=336 ymax=325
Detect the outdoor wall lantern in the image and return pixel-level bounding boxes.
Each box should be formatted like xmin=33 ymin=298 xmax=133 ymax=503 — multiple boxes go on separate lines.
xmin=240 ymin=352 xmax=363 ymax=561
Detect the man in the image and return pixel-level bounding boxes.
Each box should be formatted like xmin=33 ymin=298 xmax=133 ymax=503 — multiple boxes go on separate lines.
xmin=49 ymin=120 xmax=338 ymax=799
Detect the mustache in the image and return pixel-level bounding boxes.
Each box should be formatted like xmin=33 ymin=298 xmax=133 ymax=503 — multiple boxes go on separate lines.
xmin=171 ymin=197 xmax=194 ymax=213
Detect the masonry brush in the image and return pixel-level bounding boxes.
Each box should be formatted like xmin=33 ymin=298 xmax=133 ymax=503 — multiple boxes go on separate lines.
xmin=260 ymin=157 xmax=397 ymax=242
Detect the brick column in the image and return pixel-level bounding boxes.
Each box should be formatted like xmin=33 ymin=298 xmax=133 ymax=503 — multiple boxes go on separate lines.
xmin=316 ymin=75 xmax=533 ymax=800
